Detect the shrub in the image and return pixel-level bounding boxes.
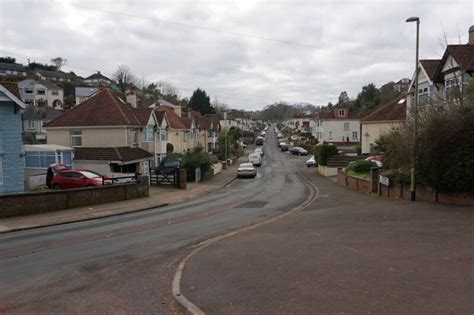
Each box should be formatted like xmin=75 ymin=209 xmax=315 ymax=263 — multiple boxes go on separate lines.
xmin=315 ymin=144 xmax=338 ymax=166
xmin=181 ymin=147 xmax=212 ymax=181
xmin=347 ymin=160 xmax=377 ymax=173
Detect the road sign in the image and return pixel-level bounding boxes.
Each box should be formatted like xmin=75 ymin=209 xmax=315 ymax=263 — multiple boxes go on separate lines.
xmin=379 ymin=175 xmax=390 ymax=186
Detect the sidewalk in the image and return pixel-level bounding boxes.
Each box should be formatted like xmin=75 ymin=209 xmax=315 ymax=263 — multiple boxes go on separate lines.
xmin=180 ymin=169 xmax=473 ymax=314
xmin=0 ymin=156 xmax=245 ymax=234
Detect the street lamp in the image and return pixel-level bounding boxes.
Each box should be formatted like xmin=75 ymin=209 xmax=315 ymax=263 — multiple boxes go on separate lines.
xmin=406 ymin=16 xmax=420 ymax=202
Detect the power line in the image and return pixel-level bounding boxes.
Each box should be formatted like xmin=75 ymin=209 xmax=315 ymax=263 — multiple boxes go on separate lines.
xmin=62 ymin=2 xmax=411 ymax=64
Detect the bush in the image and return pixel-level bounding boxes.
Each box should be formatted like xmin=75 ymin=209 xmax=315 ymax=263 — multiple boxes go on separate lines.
xmin=315 ymin=144 xmax=338 ymax=166
xmin=181 ymin=147 xmax=212 ymax=181
xmin=347 ymin=160 xmax=377 ymax=173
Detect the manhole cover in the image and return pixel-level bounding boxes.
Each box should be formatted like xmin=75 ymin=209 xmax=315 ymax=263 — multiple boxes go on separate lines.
xmin=235 ymin=201 xmax=267 ymax=208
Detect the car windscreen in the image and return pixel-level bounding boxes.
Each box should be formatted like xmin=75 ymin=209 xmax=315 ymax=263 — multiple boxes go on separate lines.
xmin=81 ymin=171 xmax=101 ymax=179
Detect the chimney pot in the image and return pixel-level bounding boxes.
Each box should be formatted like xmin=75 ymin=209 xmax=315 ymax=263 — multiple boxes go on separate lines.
xmin=469 ymin=25 xmax=474 ymax=45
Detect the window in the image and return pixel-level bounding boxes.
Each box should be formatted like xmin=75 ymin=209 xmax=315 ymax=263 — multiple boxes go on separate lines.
xmin=328 ymin=131 xmax=333 ymax=139
xmin=110 ymin=163 xmax=137 ymax=173
xmin=52 ymin=90 xmax=59 ymax=95
xmin=70 ymin=130 xmax=82 ymax=147
xmin=159 ymin=129 xmax=168 ymax=141
xmin=344 ymin=122 xmax=349 ymax=131
xmin=25 ymin=88 xmax=34 ymax=94
xmin=445 ymin=77 xmax=460 ymax=100
xmin=352 ymin=131 xmax=358 ymax=140
xmin=142 ymin=125 xmax=154 ymax=142
xmin=25 ymin=151 xmax=56 ymax=168
xmin=131 ymin=128 xmax=138 ymax=145
xmin=37 ymin=89 xmax=46 ymax=95
xmin=0 ymin=156 xmax=3 ymax=183
xmin=28 ymin=120 xmax=36 ymax=130
xmin=61 ymin=152 xmax=72 ymax=166
xmin=338 ymin=110 xmax=345 ymax=117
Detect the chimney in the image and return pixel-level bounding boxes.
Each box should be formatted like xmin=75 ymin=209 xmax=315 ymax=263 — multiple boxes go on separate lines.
xmin=126 ymin=88 xmax=137 ymax=108
xmin=469 ymin=25 xmax=474 ymax=45
xmin=173 ymin=104 xmax=182 ymax=118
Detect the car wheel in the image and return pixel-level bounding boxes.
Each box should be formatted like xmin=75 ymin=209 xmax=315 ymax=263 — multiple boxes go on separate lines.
xmin=52 ymin=184 xmax=61 ymax=190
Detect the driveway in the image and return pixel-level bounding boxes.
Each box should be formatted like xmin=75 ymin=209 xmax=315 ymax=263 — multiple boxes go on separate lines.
xmin=181 ymin=161 xmax=474 ymax=314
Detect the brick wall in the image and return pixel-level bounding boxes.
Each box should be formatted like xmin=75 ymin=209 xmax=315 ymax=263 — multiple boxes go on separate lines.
xmin=0 ymin=176 xmax=149 ymax=218
xmin=337 ymin=170 xmax=371 ymax=193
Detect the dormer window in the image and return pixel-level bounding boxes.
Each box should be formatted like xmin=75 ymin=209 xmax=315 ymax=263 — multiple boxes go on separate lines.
xmin=338 ymin=109 xmax=345 ymax=117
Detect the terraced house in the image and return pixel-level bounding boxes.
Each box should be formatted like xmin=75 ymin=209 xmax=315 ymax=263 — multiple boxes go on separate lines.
xmin=45 ymin=88 xmax=169 ymax=176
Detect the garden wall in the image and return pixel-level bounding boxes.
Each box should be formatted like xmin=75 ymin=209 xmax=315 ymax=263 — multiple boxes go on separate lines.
xmin=0 ymin=175 xmax=149 ymax=218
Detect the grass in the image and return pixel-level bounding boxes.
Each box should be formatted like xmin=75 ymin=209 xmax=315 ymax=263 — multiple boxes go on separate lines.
xmin=347 ymin=170 xmax=371 ymax=180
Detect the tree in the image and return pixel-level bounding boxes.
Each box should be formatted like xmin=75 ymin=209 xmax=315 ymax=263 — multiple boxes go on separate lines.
xmin=50 ymin=57 xmax=67 ymax=71
xmin=0 ymin=56 xmax=16 ymax=64
xmin=113 ymin=65 xmax=136 ymax=94
xmin=355 ymin=83 xmax=380 ymax=111
xmin=337 ymin=91 xmax=349 ymax=105
xmin=189 ymin=88 xmax=215 ymax=115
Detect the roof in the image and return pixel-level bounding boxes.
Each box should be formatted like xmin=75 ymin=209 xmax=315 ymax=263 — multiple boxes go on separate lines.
xmin=138 ymin=98 xmax=157 ymax=108
xmin=38 ymin=80 xmax=61 ymax=90
xmin=361 ymin=95 xmax=407 ymax=122
xmin=131 ymin=107 xmax=154 ymax=125
xmin=155 ymin=111 xmax=166 ymax=126
xmin=85 ymin=71 xmax=112 ymax=82
xmin=35 ymin=69 xmax=69 ymax=79
xmin=420 ymin=59 xmax=441 ymax=81
xmin=446 ymin=44 xmax=474 ymax=71
xmin=0 ymin=80 xmax=21 ymax=99
xmin=45 ymin=89 xmax=145 ymax=127
xmin=75 ymin=87 xmax=98 ymax=97
xmin=0 ymin=83 xmax=25 ymax=109
xmin=24 ymin=144 xmax=74 ymax=152
xmin=319 ymin=105 xmax=361 ymax=120
xmin=0 ymin=62 xmax=26 ymax=72
xmin=22 ymin=105 xmax=62 ymax=120
xmin=180 ymin=116 xmax=195 ymax=129
xmin=158 ymin=99 xmax=177 ymax=107
xmin=155 ymin=105 xmax=187 ymax=129
xmin=74 ymin=147 xmax=153 ymax=163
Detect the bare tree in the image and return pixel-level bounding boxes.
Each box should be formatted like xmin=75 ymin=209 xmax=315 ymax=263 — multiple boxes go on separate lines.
xmin=113 ymin=65 xmax=137 ymax=94
xmin=50 ymin=57 xmax=67 ymax=71
xmin=157 ymin=81 xmax=180 ymax=99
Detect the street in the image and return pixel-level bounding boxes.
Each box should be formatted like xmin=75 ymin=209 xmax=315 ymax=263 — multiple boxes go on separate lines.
xmin=0 ymin=130 xmax=310 ymax=314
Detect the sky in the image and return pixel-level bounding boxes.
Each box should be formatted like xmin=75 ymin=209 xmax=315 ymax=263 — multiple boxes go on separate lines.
xmin=1 ymin=0 xmax=473 ymax=110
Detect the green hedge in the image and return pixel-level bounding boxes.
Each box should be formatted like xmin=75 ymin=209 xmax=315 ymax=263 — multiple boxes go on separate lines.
xmin=347 ymin=160 xmax=377 ymax=173
xmin=315 ymin=144 xmax=338 ymax=166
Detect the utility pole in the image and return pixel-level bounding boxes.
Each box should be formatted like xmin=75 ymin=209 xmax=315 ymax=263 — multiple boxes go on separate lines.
xmin=224 ymin=112 xmax=228 ymax=166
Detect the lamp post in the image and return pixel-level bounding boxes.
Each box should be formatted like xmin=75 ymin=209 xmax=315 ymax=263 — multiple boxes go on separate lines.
xmin=224 ymin=112 xmax=228 ymax=166
xmin=406 ymin=16 xmax=420 ymax=202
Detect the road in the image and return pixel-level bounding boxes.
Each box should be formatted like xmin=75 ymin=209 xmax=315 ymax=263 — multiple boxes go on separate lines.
xmin=0 ymin=128 xmax=310 ymax=314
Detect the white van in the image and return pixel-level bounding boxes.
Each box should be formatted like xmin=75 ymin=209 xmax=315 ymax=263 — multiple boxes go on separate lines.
xmin=248 ymin=153 xmax=262 ymax=167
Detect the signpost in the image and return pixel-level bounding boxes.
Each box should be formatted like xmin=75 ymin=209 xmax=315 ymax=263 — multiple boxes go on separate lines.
xmin=379 ymin=175 xmax=390 ymax=186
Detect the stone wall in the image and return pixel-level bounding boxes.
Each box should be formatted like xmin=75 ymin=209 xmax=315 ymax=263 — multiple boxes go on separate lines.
xmin=0 ymin=175 xmax=149 ymax=218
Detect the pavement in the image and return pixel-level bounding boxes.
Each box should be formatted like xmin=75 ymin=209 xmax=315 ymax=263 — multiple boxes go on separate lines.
xmin=0 ymin=155 xmax=245 ymax=234
xmin=180 ymin=166 xmax=474 ymax=314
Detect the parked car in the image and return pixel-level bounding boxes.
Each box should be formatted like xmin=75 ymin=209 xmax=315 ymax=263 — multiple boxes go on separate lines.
xmin=306 ymin=155 xmax=318 ymax=167
xmin=255 ymin=137 xmax=264 ymax=146
xmin=280 ymin=143 xmax=289 ymax=151
xmin=254 ymin=147 xmax=264 ymax=157
xmin=290 ymin=147 xmax=308 ymax=155
xmin=51 ymin=170 xmax=106 ymax=190
xmin=237 ymin=163 xmax=257 ymax=178
xmin=290 ymin=135 xmax=299 ymax=141
xmin=248 ymin=153 xmax=262 ymax=167
xmin=365 ymin=155 xmax=384 ymax=167
xmin=161 ymin=159 xmax=181 ymax=174
xmin=337 ymin=146 xmax=358 ymax=157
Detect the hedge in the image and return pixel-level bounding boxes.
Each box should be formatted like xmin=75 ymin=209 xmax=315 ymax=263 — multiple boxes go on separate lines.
xmin=315 ymin=144 xmax=338 ymax=166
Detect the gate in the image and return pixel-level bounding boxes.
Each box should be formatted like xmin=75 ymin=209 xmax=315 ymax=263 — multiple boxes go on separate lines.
xmin=150 ymin=168 xmax=179 ymax=187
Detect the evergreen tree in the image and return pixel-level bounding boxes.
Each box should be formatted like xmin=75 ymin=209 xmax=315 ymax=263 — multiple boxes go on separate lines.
xmin=189 ymin=88 xmax=215 ymax=115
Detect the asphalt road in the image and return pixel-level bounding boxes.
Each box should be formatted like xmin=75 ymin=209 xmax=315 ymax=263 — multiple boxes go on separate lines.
xmin=0 ymin=127 xmax=310 ymax=314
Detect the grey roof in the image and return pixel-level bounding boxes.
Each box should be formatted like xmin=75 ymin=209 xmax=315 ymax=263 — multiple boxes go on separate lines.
xmin=158 ymin=99 xmax=177 ymax=107
xmin=22 ymin=105 xmax=62 ymax=120
xmin=138 ymin=98 xmax=157 ymax=108
xmin=85 ymin=71 xmax=112 ymax=81
xmin=75 ymin=87 xmax=98 ymax=97
xmin=35 ymin=69 xmax=68 ymax=79
xmin=38 ymin=80 xmax=61 ymax=90
xmin=0 ymin=62 xmax=26 ymax=72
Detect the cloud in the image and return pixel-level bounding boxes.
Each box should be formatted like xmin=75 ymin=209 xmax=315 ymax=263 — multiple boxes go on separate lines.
xmin=0 ymin=0 xmax=472 ymax=109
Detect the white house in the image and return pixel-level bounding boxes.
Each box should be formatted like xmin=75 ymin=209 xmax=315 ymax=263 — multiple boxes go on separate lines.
xmin=84 ymin=71 xmax=114 ymax=86
xmin=18 ymin=79 xmax=64 ymax=109
xmin=75 ymin=87 xmax=98 ymax=105
xmin=314 ymin=106 xmax=361 ymax=145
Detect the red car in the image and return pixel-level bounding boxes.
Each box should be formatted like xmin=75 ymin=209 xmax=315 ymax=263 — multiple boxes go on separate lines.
xmin=51 ymin=170 xmax=106 ymax=190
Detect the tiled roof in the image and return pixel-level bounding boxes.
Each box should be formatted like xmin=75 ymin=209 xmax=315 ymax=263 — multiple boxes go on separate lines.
xmin=446 ymin=44 xmax=474 ymax=71
xmin=155 ymin=106 xmax=187 ymax=129
xmin=22 ymin=105 xmax=62 ymax=120
xmin=75 ymin=87 xmax=98 ymax=97
xmin=158 ymin=99 xmax=178 ymax=107
xmin=319 ymin=105 xmax=360 ymax=120
xmin=155 ymin=111 xmax=166 ymax=126
xmin=420 ymin=59 xmax=441 ymax=81
xmin=74 ymin=147 xmax=153 ymax=163
xmin=45 ymin=89 xmax=144 ymax=127
xmin=38 ymin=80 xmax=61 ymax=90
xmin=0 ymin=81 xmax=21 ymax=99
xmin=0 ymin=62 xmax=26 ymax=72
xmin=36 ymin=69 xmax=69 ymax=79
xmin=361 ymin=95 xmax=407 ymax=122
xmin=181 ymin=116 xmax=194 ymax=129
xmin=138 ymin=98 xmax=157 ymax=108
xmin=84 ymin=71 xmax=112 ymax=81
xmin=131 ymin=107 xmax=153 ymax=125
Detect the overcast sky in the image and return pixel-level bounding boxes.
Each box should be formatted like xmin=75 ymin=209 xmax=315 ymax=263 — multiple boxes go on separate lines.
xmin=1 ymin=0 xmax=473 ymax=110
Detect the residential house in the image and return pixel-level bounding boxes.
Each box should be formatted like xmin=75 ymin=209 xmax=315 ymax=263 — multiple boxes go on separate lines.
xmin=84 ymin=71 xmax=114 ymax=86
xmin=0 ymin=62 xmax=27 ymax=77
xmin=35 ymin=69 xmax=71 ymax=82
xmin=314 ymin=106 xmax=361 ymax=145
xmin=360 ymin=95 xmax=407 ymax=154
xmin=0 ymin=83 xmax=26 ymax=194
xmin=22 ymin=105 xmax=62 ymax=143
xmin=75 ymin=87 xmax=98 ymax=105
xmin=204 ymin=114 xmax=221 ymax=152
xmin=45 ymin=89 xmax=169 ymax=176
xmin=394 ymin=78 xmax=411 ymax=92
xmin=407 ymin=25 xmax=474 ymax=110
xmin=18 ymin=79 xmax=64 ymax=109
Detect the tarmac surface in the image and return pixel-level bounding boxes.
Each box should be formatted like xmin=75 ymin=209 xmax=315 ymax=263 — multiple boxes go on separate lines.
xmin=181 ymin=160 xmax=474 ymax=314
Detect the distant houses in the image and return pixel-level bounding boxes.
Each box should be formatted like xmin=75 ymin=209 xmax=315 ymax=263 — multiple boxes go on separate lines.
xmin=18 ymin=79 xmax=64 ymax=109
